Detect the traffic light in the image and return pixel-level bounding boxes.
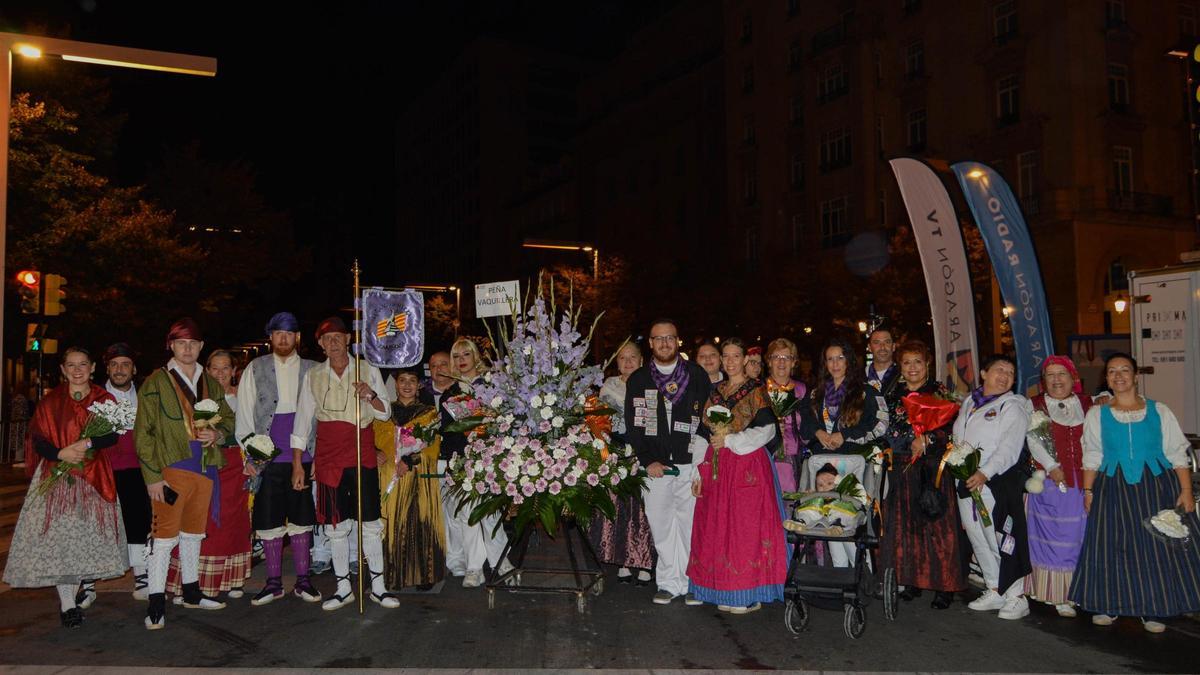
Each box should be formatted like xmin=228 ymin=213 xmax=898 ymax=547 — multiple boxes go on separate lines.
xmin=43 ymin=274 xmax=66 ymax=316
xmin=25 ymin=323 xmax=45 ymax=352
xmin=16 ymin=270 xmax=40 ymax=314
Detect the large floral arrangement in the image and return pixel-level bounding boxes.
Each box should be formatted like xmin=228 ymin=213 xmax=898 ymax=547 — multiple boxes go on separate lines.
xmin=446 ymin=280 xmax=645 ymax=536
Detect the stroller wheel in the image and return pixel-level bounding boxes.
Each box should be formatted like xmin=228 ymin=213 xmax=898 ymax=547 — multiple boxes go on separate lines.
xmin=843 ymin=604 xmax=867 ymax=639
xmin=784 ymin=598 xmax=809 ymax=635
xmin=882 ymin=568 xmax=898 ymax=621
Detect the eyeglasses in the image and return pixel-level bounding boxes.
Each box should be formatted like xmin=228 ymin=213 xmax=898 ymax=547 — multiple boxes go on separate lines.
xmin=649 ymin=335 xmax=678 ymax=344
xmin=769 ymin=355 xmax=795 ymax=363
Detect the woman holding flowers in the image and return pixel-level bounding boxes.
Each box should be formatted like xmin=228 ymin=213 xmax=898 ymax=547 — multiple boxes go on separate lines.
xmin=374 ymin=365 xmax=447 ymax=590
xmin=4 ymin=347 xmax=128 ymax=628
xmin=687 ymin=337 xmax=787 ymax=615
xmin=798 ymin=338 xmax=888 ymax=457
xmin=951 ymin=354 xmax=1032 ymax=621
xmin=880 ymin=340 xmax=964 ymax=610
xmin=166 ymin=350 xmax=252 ymax=600
xmin=588 ymin=341 xmax=655 ymax=586
xmin=765 ymin=338 xmax=807 ymax=493
xmin=1069 ymin=353 xmax=1200 ymax=633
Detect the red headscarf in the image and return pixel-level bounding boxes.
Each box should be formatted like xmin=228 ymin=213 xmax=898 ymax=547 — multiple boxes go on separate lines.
xmin=165 ymin=317 xmax=203 ymax=348
xmin=1039 ymin=355 xmax=1083 ymax=394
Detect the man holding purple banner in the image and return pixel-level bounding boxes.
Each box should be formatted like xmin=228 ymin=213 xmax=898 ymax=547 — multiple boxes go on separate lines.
xmin=236 ymin=312 xmax=322 ymax=605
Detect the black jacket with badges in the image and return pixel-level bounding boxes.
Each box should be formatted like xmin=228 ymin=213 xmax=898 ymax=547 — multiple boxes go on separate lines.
xmin=624 ymin=359 xmax=712 ymax=468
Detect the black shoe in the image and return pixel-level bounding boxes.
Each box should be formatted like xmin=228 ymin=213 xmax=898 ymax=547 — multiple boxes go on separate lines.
xmin=145 ymin=593 xmax=166 ymax=630
xmin=617 ymin=575 xmax=632 ymax=585
xmin=415 ymin=583 xmax=435 ymax=591
xmin=931 ymin=591 xmax=953 ymax=610
xmin=60 ymin=607 xmax=84 ymax=628
xmin=899 ymin=587 xmax=923 ymax=601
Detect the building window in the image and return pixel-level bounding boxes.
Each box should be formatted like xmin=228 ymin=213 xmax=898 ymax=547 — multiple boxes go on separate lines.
xmin=788 ymin=39 xmax=803 ymax=72
xmin=1105 ymin=0 xmax=1126 ymax=27
xmin=820 ymin=196 xmax=850 ymax=248
xmin=905 ymin=40 xmax=925 ymax=78
xmin=1108 ymin=63 xmax=1130 ymax=110
xmin=1017 ymin=150 xmax=1038 ymax=214
xmin=1182 ymin=3 xmax=1197 ymax=36
xmin=741 ymin=12 xmax=753 ymax=43
xmin=993 ymin=1 xmax=1017 ymax=42
xmin=743 ymin=114 xmax=757 ymax=145
xmin=1112 ymin=146 xmax=1133 ymax=195
xmin=743 ymin=165 xmax=759 ymax=205
xmin=906 ymin=108 xmax=927 ymax=150
xmin=743 ymin=63 xmax=755 ymax=94
xmin=819 ymin=63 xmax=848 ymax=102
xmin=819 ymin=129 xmax=853 ymax=171
xmin=996 ymin=75 xmax=1020 ymax=125
xmin=789 ymin=95 xmax=804 ymax=126
xmin=790 ymin=152 xmax=804 ymax=190
xmin=1106 ymin=258 xmax=1129 ymax=292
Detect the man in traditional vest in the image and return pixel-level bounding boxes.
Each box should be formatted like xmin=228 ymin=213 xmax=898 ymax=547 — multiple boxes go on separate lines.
xmin=236 ymin=312 xmax=322 ymax=605
xmin=136 ymin=318 xmax=234 ymax=629
xmin=292 ymin=317 xmax=399 ymax=610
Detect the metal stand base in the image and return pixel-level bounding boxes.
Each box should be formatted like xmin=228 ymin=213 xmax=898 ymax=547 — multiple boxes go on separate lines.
xmin=485 ymin=518 xmax=605 ymax=613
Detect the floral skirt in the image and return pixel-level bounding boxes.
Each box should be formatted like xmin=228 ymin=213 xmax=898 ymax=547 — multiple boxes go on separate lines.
xmin=1069 ymin=469 xmax=1200 ymax=617
xmin=381 ymin=446 xmax=447 ymax=589
xmin=879 ymin=452 xmax=966 ymax=592
xmin=588 ymin=493 xmax=654 ymax=570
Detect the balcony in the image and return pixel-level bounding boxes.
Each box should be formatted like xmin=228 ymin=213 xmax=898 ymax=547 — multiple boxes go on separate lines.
xmin=1108 ymin=190 xmax=1173 ymax=217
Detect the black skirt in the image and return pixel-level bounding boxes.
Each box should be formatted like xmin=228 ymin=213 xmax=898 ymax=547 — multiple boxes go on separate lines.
xmin=114 ymin=468 xmax=151 ymax=545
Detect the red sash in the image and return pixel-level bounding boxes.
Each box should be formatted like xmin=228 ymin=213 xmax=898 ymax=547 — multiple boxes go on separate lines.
xmin=313 ymin=420 xmax=376 ymax=489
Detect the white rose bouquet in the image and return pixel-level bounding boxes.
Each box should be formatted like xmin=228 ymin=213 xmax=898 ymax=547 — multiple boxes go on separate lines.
xmin=241 ymin=433 xmax=280 ymax=494
xmin=940 ymin=437 xmax=991 ymax=527
xmin=37 ymin=399 xmax=136 ymax=496
xmin=704 ymin=405 xmax=733 ymax=480
xmin=192 ymin=398 xmax=222 ymax=430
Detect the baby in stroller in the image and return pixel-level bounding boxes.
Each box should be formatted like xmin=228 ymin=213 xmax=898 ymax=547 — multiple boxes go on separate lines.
xmin=781 ymin=453 xmax=897 ymax=638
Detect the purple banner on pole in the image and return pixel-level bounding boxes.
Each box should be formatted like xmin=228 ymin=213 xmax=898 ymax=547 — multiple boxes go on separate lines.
xmin=361 ymin=288 xmax=424 ymax=368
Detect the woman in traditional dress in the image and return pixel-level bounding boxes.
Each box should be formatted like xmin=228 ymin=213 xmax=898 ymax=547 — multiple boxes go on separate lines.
xmin=880 ymin=340 xmax=965 ymax=610
xmin=3 ymin=347 xmax=128 ymax=627
xmin=374 ymin=366 xmax=447 ymax=590
xmin=588 ymin=342 xmax=655 ymax=585
xmin=764 ymin=338 xmax=808 ymax=493
xmin=1070 ymin=353 xmax=1200 ymax=633
xmin=166 ymin=350 xmax=252 ymax=600
xmin=687 ymin=338 xmax=787 ymax=614
xmin=1023 ymin=355 xmax=1093 ymax=617
xmin=798 ymin=337 xmax=889 ymax=456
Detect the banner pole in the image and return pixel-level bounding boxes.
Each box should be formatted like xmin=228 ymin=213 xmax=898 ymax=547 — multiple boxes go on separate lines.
xmin=353 ymin=258 xmax=365 ymax=615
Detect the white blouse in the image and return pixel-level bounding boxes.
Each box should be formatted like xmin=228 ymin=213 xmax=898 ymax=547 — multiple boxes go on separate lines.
xmin=1080 ymin=399 xmax=1192 ymax=471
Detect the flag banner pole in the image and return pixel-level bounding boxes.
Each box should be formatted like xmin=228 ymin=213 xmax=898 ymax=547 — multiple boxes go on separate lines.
xmin=352 ymin=259 xmax=365 ymax=615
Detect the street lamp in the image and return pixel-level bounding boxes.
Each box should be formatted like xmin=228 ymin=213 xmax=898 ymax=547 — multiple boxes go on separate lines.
xmin=0 ymin=32 xmax=216 ymax=409
xmin=522 ymin=238 xmax=598 ymax=279
xmin=408 ymin=284 xmax=461 ymax=337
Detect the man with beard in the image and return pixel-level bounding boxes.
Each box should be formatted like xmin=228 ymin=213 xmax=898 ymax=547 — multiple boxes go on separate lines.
xmin=101 ymin=343 xmax=152 ymax=602
xmin=292 ymin=317 xmax=398 ymax=610
xmin=866 ymin=328 xmax=901 ymax=398
xmin=236 ymin=312 xmax=322 ymax=605
xmin=624 ymin=319 xmax=711 ymax=605
xmin=136 ymin=318 xmax=234 ymax=629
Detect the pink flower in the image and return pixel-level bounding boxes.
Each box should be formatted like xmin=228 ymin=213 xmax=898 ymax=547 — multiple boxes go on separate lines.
xmin=538 ymin=420 xmax=552 ymax=433
xmin=521 ymin=482 xmax=537 ymax=497
xmin=548 ymin=481 xmax=562 ymax=495
xmin=535 ymin=478 xmax=547 ymax=491
xmin=490 ymin=482 xmax=502 ymax=495
xmin=609 ymin=474 xmax=620 ymax=486
xmin=564 ymin=473 xmax=578 ymax=486
xmin=598 ymin=464 xmax=610 ymax=476
xmin=586 ymin=473 xmax=600 ymax=486
xmin=505 ymin=483 xmax=519 ymax=497
xmin=475 ymin=481 xmax=487 ymax=494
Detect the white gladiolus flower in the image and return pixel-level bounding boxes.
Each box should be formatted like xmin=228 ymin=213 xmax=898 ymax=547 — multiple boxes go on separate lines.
xmin=617 ymin=466 xmax=628 ymax=479
xmin=553 ymin=367 xmax=560 ymax=376
xmin=503 ymin=436 xmax=515 ymax=449
xmin=551 ymin=416 xmax=564 ymax=429
xmin=490 ymin=396 xmax=503 ymax=407
xmin=523 ymin=345 xmax=532 ymax=355
xmin=531 ymin=395 xmax=543 ymax=408
xmin=526 ymin=463 xmax=541 ymax=477
xmin=552 ymin=449 xmax=567 ymax=459
xmin=592 ymin=438 xmax=605 ymax=450
xmin=541 ymin=407 xmax=553 ymax=420
xmin=543 ymin=393 xmax=557 ymax=406
xmin=505 ymin=465 xmax=521 ymax=480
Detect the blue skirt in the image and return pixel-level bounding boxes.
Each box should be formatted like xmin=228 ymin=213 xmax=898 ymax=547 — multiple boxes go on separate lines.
xmin=1068 ymin=468 xmax=1200 ymax=617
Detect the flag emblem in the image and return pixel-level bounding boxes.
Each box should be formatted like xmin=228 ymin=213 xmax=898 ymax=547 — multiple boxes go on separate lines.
xmin=376 ymin=312 xmax=408 ymax=338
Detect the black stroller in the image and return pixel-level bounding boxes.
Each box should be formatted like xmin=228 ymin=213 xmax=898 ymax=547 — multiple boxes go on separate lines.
xmin=781 ymin=453 xmax=898 ymax=638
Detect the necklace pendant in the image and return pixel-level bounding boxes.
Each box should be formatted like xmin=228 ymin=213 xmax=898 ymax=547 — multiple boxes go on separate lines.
xmin=72 ymin=391 xmax=84 ymax=401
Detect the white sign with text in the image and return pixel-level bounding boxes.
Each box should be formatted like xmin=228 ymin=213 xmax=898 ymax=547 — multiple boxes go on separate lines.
xmin=475 ymin=280 xmax=520 ymax=318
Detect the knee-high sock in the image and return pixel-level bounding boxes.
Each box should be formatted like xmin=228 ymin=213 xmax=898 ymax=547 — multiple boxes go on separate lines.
xmin=327 ymin=521 xmax=354 ymax=597
xmin=291 ymin=531 xmax=313 ymax=577
xmin=361 ymin=519 xmax=387 ymax=596
xmin=56 ymin=584 xmax=76 ymax=611
xmin=128 ymin=544 xmax=146 ymax=576
xmin=147 ymin=537 xmax=178 ymax=594
xmin=261 ymin=535 xmax=284 ymax=579
xmin=178 ymin=532 xmax=205 ymax=585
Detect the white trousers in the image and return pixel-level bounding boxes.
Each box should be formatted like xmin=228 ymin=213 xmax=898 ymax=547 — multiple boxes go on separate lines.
xmin=829 ymin=541 xmax=857 ymax=568
xmin=643 ymin=463 xmax=696 ymax=597
xmin=439 ymin=459 xmax=508 ymax=573
xmin=958 ymin=484 xmax=1023 ymax=597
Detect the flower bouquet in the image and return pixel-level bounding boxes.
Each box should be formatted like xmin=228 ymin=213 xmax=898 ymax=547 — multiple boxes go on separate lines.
xmin=704 ymin=405 xmax=733 ymax=480
xmin=193 ymin=398 xmax=222 ymax=432
xmin=940 ymin=437 xmax=991 ymax=527
xmin=1024 ymin=410 xmax=1065 ymax=494
xmin=900 ymin=391 xmax=959 ymax=467
xmin=384 ymin=421 xmax=440 ymax=497
xmin=858 ymin=444 xmax=889 ymax=475
xmin=445 ymin=276 xmax=645 ymax=536
xmin=37 ymin=399 xmax=136 ymax=496
xmin=767 ymin=383 xmax=800 ymax=461
xmin=240 ymin=433 xmax=281 ymax=494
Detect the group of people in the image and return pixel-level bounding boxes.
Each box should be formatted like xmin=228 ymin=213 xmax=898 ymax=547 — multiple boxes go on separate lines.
xmin=4 ymin=313 xmax=1199 ymax=635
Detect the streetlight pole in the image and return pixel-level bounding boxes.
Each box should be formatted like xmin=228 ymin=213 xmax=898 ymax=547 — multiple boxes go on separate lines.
xmin=522 ymin=238 xmax=599 ymax=280
xmin=0 ymin=32 xmax=215 ymax=410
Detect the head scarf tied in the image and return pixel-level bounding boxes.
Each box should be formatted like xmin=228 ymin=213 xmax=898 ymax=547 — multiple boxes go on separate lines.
xmin=315 ymin=316 xmax=349 ymax=339
xmin=165 ymin=317 xmax=203 ymax=349
xmin=1039 ymin=354 xmax=1083 ymax=394
xmin=265 ymin=311 xmax=301 ymax=335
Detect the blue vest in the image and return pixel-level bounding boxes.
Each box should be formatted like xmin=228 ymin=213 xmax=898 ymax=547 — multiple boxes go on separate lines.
xmin=1098 ymin=400 xmax=1172 ymax=484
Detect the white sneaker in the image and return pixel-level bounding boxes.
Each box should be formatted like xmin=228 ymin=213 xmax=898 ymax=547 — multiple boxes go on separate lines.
xmin=717 ymin=605 xmax=733 ymax=612
xmin=729 ymin=602 xmax=762 ymax=615
xmin=462 ymin=570 xmax=485 ymax=588
xmin=998 ymin=595 xmax=1030 ymax=620
xmin=1092 ymin=613 xmax=1117 ymax=626
xmin=968 ymin=589 xmax=1006 ymax=611
xmin=1055 ymin=603 xmax=1077 ymax=618
xmin=1142 ymin=618 xmax=1166 ymax=633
